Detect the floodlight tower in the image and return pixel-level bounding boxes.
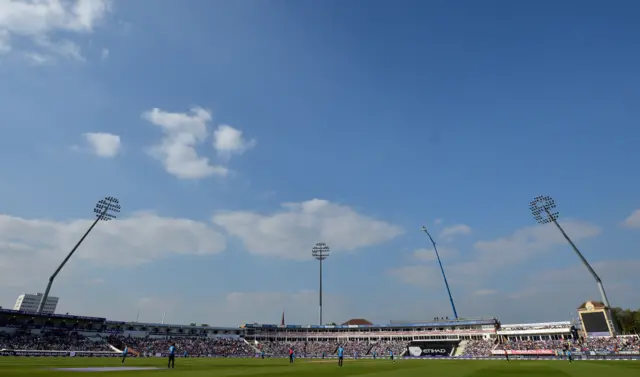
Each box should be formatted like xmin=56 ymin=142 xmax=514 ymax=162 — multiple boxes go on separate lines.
xmin=421 ymin=226 xmax=459 ymax=319
xmin=529 ymin=195 xmax=611 ymax=308
xmin=37 ymin=197 xmax=121 ymax=313
xmin=312 ymin=242 xmax=330 ymax=326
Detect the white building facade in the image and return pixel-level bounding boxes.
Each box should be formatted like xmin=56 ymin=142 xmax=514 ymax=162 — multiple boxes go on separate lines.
xmin=13 ymin=293 xmax=58 ymax=314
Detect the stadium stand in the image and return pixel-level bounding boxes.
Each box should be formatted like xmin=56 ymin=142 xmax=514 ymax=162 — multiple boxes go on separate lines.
xmin=107 ymin=335 xmax=255 ymax=356
xmin=1 ymin=308 xmax=638 ymax=358
xmin=0 ymin=332 xmax=111 ymax=352
xmin=461 ymin=340 xmax=495 ymax=357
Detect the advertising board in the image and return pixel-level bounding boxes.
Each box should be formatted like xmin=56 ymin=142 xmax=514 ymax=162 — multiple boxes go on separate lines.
xmin=491 ymin=350 xmax=554 ymax=355
xmin=0 ymin=350 xmax=118 ymax=357
xmin=407 ymin=341 xmax=459 ymax=357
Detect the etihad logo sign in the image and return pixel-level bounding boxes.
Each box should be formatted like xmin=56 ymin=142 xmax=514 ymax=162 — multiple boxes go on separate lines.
xmin=409 ymin=346 xmax=450 ymax=356
xmin=408 ymin=347 xmax=422 ymax=357
xmin=423 ymin=348 xmax=447 ymax=354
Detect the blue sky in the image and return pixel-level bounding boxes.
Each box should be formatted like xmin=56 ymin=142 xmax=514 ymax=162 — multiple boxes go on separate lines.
xmin=0 ymin=0 xmax=639 ymax=326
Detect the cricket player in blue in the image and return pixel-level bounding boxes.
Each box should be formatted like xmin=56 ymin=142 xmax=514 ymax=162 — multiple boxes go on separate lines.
xmin=168 ymin=343 xmax=176 ymax=368
xmin=121 ymin=345 xmax=128 ymax=364
xmin=354 ymin=350 xmax=358 ymax=360
xmin=390 ymin=350 xmax=395 ymax=363
xmin=566 ymin=349 xmax=573 ymax=363
xmin=337 ymin=346 xmax=344 ymax=367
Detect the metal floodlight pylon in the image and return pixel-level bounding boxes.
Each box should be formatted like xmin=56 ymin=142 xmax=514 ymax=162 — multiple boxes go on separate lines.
xmin=530 ymin=195 xmax=558 ymax=225
xmin=312 ymin=242 xmax=330 ymax=260
xmin=312 ymin=242 xmax=330 ymax=325
xmin=529 ymin=195 xmax=615 ymax=333
xmin=94 ymin=196 xmax=121 ymax=221
xmin=421 ymin=225 xmax=458 ymax=320
xmin=37 ymin=197 xmax=121 ymax=313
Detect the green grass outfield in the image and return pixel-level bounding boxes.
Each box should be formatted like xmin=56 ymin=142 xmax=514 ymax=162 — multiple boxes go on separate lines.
xmin=2 ymin=357 xmax=640 ymax=377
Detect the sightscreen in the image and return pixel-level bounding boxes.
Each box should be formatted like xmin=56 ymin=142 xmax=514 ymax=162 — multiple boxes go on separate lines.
xmin=581 ymin=312 xmax=610 ymax=335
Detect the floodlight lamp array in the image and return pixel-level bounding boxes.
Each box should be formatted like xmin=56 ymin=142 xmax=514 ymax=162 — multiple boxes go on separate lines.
xmin=312 ymin=242 xmax=331 ymax=261
xmin=94 ymin=196 xmax=121 ymax=221
xmin=529 ymin=195 xmax=559 ymax=224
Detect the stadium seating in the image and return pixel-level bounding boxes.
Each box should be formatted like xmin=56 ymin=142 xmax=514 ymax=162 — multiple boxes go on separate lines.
xmin=0 ymin=332 xmax=111 ymax=351
xmin=107 ymin=335 xmax=255 ymax=356
xmin=256 ymin=339 xmax=408 ymax=356
xmin=461 ymin=340 xmax=495 ymax=357
xmin=494 ymin=337 xmax=640 ymax=354
xmin=1 ymin=317 xmax=638 ymax=358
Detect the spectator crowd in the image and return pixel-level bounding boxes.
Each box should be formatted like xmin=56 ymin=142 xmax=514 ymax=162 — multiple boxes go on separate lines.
xmin=108 ymin=335 xmax=255 ymax=356
xmin=0 ymin=332 xmax=110 ymax=351
xmin=1 ymin=329 xmax=638 ymax=357
xmin=462 ymin=340 xmax=495 ymax=356
xmin=494 ymin=337 xmax=640 ymax=354
xmin=496 ymin=339 xmax=568 ymax=351
xmin=257 ymin=339 xmax=407 ymax=357
xmin=580 ymin=337 xmax=639 ymax=353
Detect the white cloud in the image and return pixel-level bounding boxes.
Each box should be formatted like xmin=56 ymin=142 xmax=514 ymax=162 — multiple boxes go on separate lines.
xmin=51 ymin=259 xmax=639 ymax=325
xmin=387 ymin=258 xmax=640 ymax=323
xmin=0 ymin=211 xmax=227 ymax=287
xmin=213 ymin=124 xmax=256 ymax=160
xmin=57 ymin=290 xmax=355 ymax=326
xmin=101 ymin=47 xmax=108 ymax=60
xmin=0 ymin=29 xmax=10 ymax=53
xmin=434 ymin=218 xmax=443 ymax=225
xmin=505 ymin=260 xmax=640 ymax=315
xmin=472 ymin=220 xmax=601 ymax=269
xmin=473 ymin=289 xmax=496 ymax=296
xmin=412 ymin=247 xmax=457 ymax=262
xmin=217 ymin=290 xmax=461 ymax=326
xmin=439 ymin=224 xmax=471 ymax=240
xmin=0 ymin=0 xmax=111 ymax=35
xmin=0 ymin=0 xmax=111 ymax=61
xmin=65 ymin=295 xmax=184 ymax=324
xmin=520 ymin=260 xmax=640 ymax=292
xmin=223 ymin=291 xmax=349 ymax=325
xmin=142 ymin=107 xmax=228 ymax=179
xmin=389 ymin=246 xmax=460 ymax=290
xmin=213 ymin=199 xmax=404 ymax=260
xmin=387 ymin=264 xmax=442 ymax=287
xmin=83 ymin=132 xmax=121 ymax=157
xmin=24 ymin=51 xmax=52 ymax=65
xmin=621 ymin=209 xmax=640 ymax=229
xmin=34 ymin=36 xmax=84 ymax=61
xmin=389 ymin=220 xmax=602 ymax=288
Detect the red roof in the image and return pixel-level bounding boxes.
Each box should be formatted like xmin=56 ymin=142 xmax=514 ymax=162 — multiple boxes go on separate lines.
xmin=577 ymin=301 xmax=607 ymax=310
xmin=341 ymin=318 xmax=373 ymax=326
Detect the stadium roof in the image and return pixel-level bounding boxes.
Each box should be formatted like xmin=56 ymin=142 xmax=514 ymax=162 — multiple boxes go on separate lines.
xmin=578 ymin=301 xmax=607 ymax=310
xmin=342 ymin=318 xmax=373 ymax=326
xmin=0 ymin=308 xmax=105 ymax=322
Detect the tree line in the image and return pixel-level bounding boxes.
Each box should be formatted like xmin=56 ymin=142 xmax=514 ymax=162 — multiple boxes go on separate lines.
xmin=611 ymin=307 xmax=640 ymax=334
